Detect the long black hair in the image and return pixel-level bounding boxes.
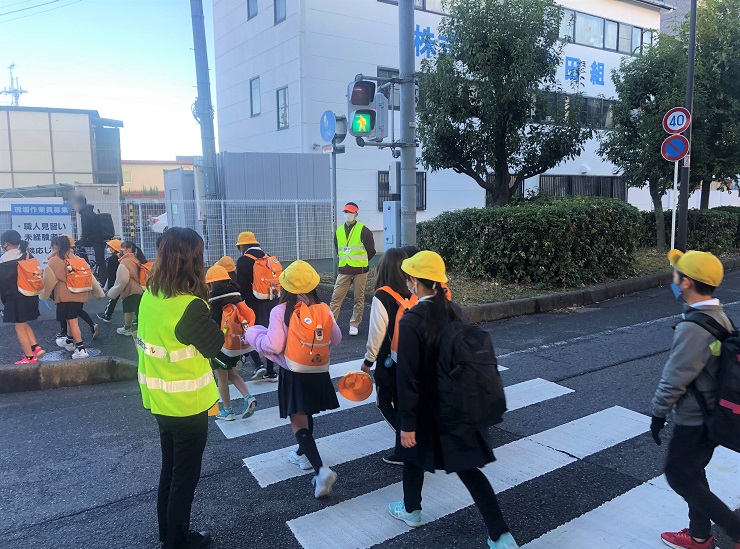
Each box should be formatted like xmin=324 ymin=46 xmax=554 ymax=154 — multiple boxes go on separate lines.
xmin=1 ymin=230 xmax=28 ymax=255
xmin=57 ymin=235 xmax=73 ymax=257
xmin=416 ymin=277 xmax=460 ymax=347
xmin=279 ymin=288 xmax=323 ymax=326
xmin=122 ymin=240 xmax=147 ymax=263
xmin=375 ymin=248 xmax=410 ymax=296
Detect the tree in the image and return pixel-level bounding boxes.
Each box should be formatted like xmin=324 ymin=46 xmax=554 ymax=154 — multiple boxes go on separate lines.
xmin=598 ymin=35 xmax=686 ymax=251
xmin=416 ymin=0 xmax=592 ymax=206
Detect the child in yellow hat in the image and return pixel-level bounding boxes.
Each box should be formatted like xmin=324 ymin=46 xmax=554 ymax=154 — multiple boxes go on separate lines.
xmin=651 ymin=249 xmax=740 ymax=549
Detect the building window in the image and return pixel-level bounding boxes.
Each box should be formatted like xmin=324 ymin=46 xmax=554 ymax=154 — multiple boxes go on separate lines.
xmin=618 ymin=23 xmax=633 ymax=53
xmin=276 ymin=86 xmax=289 ymax=130
xmin=250 ymin=77 xmax=261 ymax=116
xmin=575 ymin=12 xmax=604 ymax=49
xmin=377 ymin=0 xmax=446 ymax=15
xmin=540 ymin=175 xmax=626 ymax=201
xmin=377 ymin=171 xmax=427 ymax=211
xmin=378 ymin=67 xmax=400 ymax=111
xmin=604 ymin=20 xmax=618 ymax=50
xmin=642 ymin=30 xmax=653 ymax=52
xmin=560 ymin=9 xmax=575 ymax=41
xmin=274 ymin=0 xmax=285 ymax=24
xmin=632 ymin=26 xmax=643 ymax=54
xmin=247 ymin=0 xmax=257 ymax=20
xmin=534 ymin=92 xmax=614 ymax=130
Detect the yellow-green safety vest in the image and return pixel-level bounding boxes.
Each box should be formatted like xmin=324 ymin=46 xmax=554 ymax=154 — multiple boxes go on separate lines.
xmin=336 ymin=222 xmax=368 ymax=268
xmin=136 ymin=291 xmax=218 ymax=417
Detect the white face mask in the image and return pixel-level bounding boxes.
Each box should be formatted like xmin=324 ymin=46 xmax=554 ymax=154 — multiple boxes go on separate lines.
xmin=407 ymin=278 xmax=417 ymax=296
xmin=343 ymin=213 xmax=357 ymax=224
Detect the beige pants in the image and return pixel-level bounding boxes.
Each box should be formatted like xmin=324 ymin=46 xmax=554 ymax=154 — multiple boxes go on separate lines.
xmin=330 ymin=272 xmax=368 ymax=328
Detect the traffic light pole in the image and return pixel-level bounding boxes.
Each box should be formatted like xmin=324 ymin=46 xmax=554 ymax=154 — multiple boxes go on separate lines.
xmin=675 ymin=0 xmax=697 ymax=252
xmin=399 ymin=0 xmax=416 ymax=246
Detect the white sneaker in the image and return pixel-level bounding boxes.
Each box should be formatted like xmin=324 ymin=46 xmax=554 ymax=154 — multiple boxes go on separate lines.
xmin=349 ymin=326 xmax=359 ymax=336
xmin=288 ymin=449 xmax=313 ymax=471
xmin=71 ymin=348 xmax=89 ymax=359
xmin=312 ymin=466 xmax=337 ymax=498
xmin=116 ymin=326 xmax=134 ymax=336
xmin=64 ymin=342 xmax=76 ymax=352
xmin=56 ymin=337 xmax=68 ymax=349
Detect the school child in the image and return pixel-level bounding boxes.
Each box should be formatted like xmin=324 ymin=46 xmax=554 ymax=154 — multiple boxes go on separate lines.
xmin=41 ymin=234 xmax=104 ymax=359
xmin=362 ymin=248 xmax=416 ymax=465
xmin=49 ymin=236 xmax=100 ymax=344
xmin=392 ymin=251 xmax=517 ymax=549
xmin=216 ymin=256 xmax=238 ymax=285
xmin=651 ymin=250 xmax=740 ymax=549
xmin=106 ymin=241 xmax=146 ymax=336
xmin=0 ymin=230 xmax=45 ymax=364
xmin=235 ymin=231 xmax=280 ymax=381
xmin=245 ymin=260 xmax=342 ymax=498
xmin=206 ymin=265 xmax=258 ymax=421
xmin=97 ymin=239 xmax=122 ymax=323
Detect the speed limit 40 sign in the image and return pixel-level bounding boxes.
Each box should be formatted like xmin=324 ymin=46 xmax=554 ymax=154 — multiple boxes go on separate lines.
xmin=663 ymin=107 xmax=691 ymax=134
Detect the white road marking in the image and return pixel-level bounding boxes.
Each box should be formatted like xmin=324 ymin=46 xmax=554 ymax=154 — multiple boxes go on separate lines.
xmin=287 ymin=406 xmax=647 ymax=549
xmin=245 ymin=378 xmax=573 ymax=487
xmin=522 ymin=447 xmax=740 ymax=548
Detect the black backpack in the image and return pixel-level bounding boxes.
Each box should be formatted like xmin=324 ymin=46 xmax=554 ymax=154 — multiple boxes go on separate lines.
xmin=436 ymin=320 xmax=507 ymax=435
xmin=682 ymin=312 xmax=740 ymax=453
xmin=97 ymin=212 xmax=115 ymax=240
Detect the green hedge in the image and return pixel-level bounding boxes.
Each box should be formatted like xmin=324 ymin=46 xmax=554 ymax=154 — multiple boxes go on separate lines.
xmin=639 ymin=209 xmax=738 ymax=253
xmin=417 ymin=197 xmax=640 ymax=285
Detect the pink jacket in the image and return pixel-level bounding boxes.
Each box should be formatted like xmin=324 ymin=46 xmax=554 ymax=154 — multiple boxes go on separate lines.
xmin=245 ymin=301 xmax=342 ymax=370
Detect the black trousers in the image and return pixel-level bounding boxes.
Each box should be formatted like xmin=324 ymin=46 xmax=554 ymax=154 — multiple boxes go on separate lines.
xmin=376 ymin=382 xmax=401 ymax=450
xmin=665 ymin=424 xmax=740 ymax=542
xmin=91 ymin=240 xmax=106 ymax=287
xmin=155 ymin=411 xmax=209 ymax=549
xmin=403 ymin=462 xmax=509 ymax=541
xmin=103 ymin=297 xmax=118 ymax=319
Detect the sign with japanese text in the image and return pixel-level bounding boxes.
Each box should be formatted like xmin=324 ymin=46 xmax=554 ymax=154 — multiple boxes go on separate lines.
xmin=11 ymin=203 xmax=72 ymax=267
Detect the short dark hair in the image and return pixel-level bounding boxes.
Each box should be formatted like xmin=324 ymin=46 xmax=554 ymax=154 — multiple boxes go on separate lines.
xmin=345 ymin=202 xmax=358 ymax=210
xmin=73 ymin=194 xmax=87 ymax=206
xmin=400 ymin=245 xmax=420 ymax=258
xmin=678 ymin=272 xmax=716 ymax=296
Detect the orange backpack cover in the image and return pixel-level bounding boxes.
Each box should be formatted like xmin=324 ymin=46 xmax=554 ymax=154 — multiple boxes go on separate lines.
xmin=246 ymin=254 xmax=283 ymax=300
xmin=378 ymin=286 xmax=418 ymax=362
xmin=17 ymin=253 xmax=44 ymax=297
xmin=139 ymin=261 xmax=154 ymax=288
xmin=220 ymin=302 xmax=256 ymax=357
xmin=64 ymin=256 xmax=93 ymax=293
xmin=284 ymin=302 xmax=334 ymax=372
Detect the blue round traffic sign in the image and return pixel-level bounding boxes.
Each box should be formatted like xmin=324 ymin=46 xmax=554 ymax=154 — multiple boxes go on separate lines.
xmin=661 ymin=134 xmax=690 ymax=162
xmin=320 ymin=111 xmax=337 ymax=142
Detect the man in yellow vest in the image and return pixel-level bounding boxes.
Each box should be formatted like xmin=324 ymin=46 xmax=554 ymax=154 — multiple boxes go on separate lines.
xmin=330 ymin=202 xmax=376 ymax=335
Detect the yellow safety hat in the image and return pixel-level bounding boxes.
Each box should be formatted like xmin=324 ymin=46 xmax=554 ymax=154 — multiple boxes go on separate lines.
xmin=279 ymin=260 xmax=320 ymax=295
xmin=401 ymin=250 xmax=448 ymax=283
xmin=106 ymin=239 xmax=122 ymax=252
xmin=668 ymin=249 xmax=724 ymax=287
xmin=216 ymin=255 xmax=236 ymax=273
xmin=236 ymin=231 xmax=259 ymax=247
xmin=206 ymin=265 xmax=231 ymax=284
xmin=338 ymin=371 xmax=373 ymax=402
xmin=59 ymin=234 xmax=75 ymax=247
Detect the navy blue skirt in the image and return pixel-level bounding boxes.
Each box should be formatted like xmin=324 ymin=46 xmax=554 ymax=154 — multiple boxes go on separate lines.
xmin=278 ymin=367 xmax=339 ymax=418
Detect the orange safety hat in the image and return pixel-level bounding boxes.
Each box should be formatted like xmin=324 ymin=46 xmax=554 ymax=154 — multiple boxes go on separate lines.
xmin=338 ymin=371 xmax=373 ymax=402
xmin=342 ymin=202 xmax=359 ymax=214
xmin=216 ymin=255 xmax=236 ymax=273
xmin=206 ymin=265 xmax=231 ymax=284
xmin=106 ymin=239 xmax=122 ymax=252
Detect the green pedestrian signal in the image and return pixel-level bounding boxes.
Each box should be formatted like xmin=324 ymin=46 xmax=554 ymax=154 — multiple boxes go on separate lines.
xmin=351 ymin=112 xmax=375 ymax=135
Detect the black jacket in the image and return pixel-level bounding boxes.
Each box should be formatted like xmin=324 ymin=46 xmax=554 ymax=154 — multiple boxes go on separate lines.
xmin=105 ymin=254 xmax=120 ymax=292
xmin=396 ymin=299 xmax=495 ymax=473
xmin=208 ymin=281 xmax=244 ymax=326
xmin=235 ymin=248 xmax=276 ymax=327
xmin=78 ymin=204 xmax=102 ymax=243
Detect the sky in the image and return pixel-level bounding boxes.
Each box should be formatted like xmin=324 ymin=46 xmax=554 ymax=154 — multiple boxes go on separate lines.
xmin=0 ymin=0 xmax=216 ymax=160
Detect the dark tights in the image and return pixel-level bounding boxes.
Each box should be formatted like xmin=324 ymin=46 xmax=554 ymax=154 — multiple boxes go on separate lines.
xmin=403 ymin=462 xmax=509 ymax=541
xmin=296 ymin=415 xmax=314 ymax=456
xmin=295 ymin=415 xmax=322 ymax=471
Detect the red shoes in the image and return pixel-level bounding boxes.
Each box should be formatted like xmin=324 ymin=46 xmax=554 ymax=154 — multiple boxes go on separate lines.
xmin=661 ymin=529 xmax=714 ymax=549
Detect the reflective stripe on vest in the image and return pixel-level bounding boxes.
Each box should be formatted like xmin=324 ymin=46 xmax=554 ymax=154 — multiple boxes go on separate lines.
xmin=137 ymin=291 xmax=218 ymax=417
xmin=336 ymin=222 xmax=368 ymax=268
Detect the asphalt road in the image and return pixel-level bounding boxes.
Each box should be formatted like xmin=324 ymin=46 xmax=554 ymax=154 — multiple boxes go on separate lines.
xmin=2 ymin=275 xmax=740 ymax=548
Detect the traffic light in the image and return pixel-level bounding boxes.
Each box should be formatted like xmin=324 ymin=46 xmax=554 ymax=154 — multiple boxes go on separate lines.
xmin=347 ymin=80 xmax=388 ymax=142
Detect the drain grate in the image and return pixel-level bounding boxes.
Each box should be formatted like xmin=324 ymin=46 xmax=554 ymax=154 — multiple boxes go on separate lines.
xmin=40 ymin=348 xmax=103 ymax=362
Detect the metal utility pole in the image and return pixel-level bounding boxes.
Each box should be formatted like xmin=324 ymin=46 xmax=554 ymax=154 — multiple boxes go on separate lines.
xmin=190 ymin=0 xmax=218 ymax=199
xmin=1 ymin=64 xmax=28 ymax=106
xmin=398 ymin=0 xmax=417 ymax=246
xmin=675 ymin=0 xmax=698 ymax=252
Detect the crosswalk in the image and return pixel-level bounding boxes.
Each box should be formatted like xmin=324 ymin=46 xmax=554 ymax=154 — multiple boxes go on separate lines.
xmin=212 ymin=358 xmax=740 ymax=548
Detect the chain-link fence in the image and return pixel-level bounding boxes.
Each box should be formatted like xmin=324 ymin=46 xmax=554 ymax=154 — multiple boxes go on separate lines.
xmin=75 ymin=199 xmax=334 ymax=265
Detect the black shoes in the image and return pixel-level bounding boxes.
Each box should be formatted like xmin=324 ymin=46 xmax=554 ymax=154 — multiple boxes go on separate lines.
xmin=382 ymin=452 xmax=403 ymax=466
xmin=161 ymin=530 xmax=211 ymax=548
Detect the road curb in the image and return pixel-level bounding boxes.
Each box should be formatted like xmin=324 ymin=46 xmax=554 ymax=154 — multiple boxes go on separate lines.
xmin=0 ymin=356 xmax=137 ymax=394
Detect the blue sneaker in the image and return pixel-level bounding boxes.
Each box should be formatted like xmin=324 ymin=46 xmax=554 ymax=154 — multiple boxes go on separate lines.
xmin=388 ymin=502 xmax=421 ymax=528
xmin=488 ymin=532 xmax=519 ymax=549
xmin=242 ymin=395 xmax=257 ymax=419
xmin=216 ymin=407 xmax=235 ymax=421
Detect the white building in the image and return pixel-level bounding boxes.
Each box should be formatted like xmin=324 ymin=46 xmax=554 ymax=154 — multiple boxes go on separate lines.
xmin=213 ymin=0 xmax=674 ymax=244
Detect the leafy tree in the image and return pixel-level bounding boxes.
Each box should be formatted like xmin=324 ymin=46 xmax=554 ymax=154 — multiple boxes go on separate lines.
xmin=598 ymin=34 xmax=686 ymax=251
xmin=416 ymin=0 xmax=592 ymax=206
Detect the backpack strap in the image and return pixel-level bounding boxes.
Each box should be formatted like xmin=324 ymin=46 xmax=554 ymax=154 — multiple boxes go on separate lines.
xmin=682 ymin=312 xmax=731 ymax=342
xmin=377 ymin=286 xmax=412 ymax=309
